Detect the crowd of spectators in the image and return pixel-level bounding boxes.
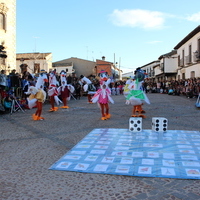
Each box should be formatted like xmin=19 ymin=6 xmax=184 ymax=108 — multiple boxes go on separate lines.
xmin=143 ymin=78 xmax=200 ymax=98
xmin=0 ymin=70 xmax=85 ymax=111
xmin=0 ymin=69 xmax=199 ymax=113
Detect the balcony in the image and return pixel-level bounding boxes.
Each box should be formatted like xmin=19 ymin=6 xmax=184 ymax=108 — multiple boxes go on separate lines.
xmin=179 ymin=58 xmax=184 ymax=67
xmin=185 ymin=55 xmax=192 ymax=65
xmin=149 ymin=71 xmax=155 ymax=77
xmin=193 ymin=50 xmax=200 ymax=62
xmin=160 ymin=63 xmax=164 ymax=71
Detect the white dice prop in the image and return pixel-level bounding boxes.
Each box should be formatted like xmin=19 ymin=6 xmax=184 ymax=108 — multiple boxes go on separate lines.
xmin=152 ymin=117 xmax=168 ymax=132
xmin=129 ymin=117 xmax=142 ymax=132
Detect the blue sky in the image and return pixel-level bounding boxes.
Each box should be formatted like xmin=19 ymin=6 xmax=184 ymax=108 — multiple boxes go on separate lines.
xmin=16 ymin=0 xmax=200 ymax=73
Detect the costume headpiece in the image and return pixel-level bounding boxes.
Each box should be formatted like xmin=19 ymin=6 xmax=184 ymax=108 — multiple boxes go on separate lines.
xmin=40 ymin=69 xmax=46 ymax=74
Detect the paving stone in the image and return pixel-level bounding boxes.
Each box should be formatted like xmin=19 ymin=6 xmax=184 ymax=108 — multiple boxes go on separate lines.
xmin=0 ymin=94 xmax=200 ymax=199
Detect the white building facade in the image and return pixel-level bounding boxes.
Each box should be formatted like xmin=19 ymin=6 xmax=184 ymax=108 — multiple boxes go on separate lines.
xmin=16 ymin=53 xmax=52 ymax=75
xmin=157 ymin=50 xmax=178 ymax=81
xmin=140 ymin=60 xmax=160 ymax=80
xmin=0 ymin=0 xmax=16 ymax=73
xmin=138 ymin=26 xmax=200 ymax=82
xmin=174 ymin=26 xmax=200 ymax=80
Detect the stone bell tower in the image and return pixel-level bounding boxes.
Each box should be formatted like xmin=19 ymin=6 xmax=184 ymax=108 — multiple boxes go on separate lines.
xmin=0 ymin=0 xmax=16 ymax=74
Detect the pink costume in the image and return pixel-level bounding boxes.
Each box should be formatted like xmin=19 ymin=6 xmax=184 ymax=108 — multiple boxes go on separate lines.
xmin=93 ymin=84 xmax=112 ymax=104
xmin=92 ymin=70 xmax=114 ymax=120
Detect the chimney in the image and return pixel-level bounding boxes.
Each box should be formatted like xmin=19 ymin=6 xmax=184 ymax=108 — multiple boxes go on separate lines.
xmin=102 ymin=56 xmax=105 ymax=61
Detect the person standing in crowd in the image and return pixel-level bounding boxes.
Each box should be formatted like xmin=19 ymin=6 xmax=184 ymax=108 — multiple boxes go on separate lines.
xmin=156 ymin=81 xmax=161 ymax=93
xmin=74 ymin=82 xmax=81 ymax=100
xmin=0 ymin=70 xmax=7 ymax=90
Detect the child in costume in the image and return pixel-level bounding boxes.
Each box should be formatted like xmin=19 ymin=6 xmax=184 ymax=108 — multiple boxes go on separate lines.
xmin=80 ymin=75 xmax=96 ymax=103
xmin=58 ymin=70 xmax=75 ymax=108
xmin=26 ymin=70 xmax=48 ymax=120
xmin=123 ymin=76 xmax=134 ymax=97
xmin=92 ymin=70 xmax=114 ymax=120
xmin=48 ymin=69 xmax=62 ymax=112
xmin=126 ymin=68 xmax=150 ymax=118
xmin=28 ymin=86 xmax=46 ymax=120
xmin=35 ymin=69 xmax=48 ymax=90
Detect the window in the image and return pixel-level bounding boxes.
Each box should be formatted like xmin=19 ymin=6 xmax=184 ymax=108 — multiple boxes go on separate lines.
xmin=197 ymin=38 xmax=200 ymax=59
xmin=0 ymin=13 xmax=5 ymax=30
xmin=178 ymin=55 xmax=180 ymax=67
xmin=191 ymin=71 xmax=195 ymax=78
xmin=182 ymin=49 xmax=185 ymax=66
xmin=189 ymin=45 xmax=192 ymax=63
xmin=34 ymin=63 xmax=40 ymax=73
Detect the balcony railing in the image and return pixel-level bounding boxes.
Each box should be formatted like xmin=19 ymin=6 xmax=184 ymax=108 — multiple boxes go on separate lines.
xmin=179 ymin=58 xmax=184 ymax=67
xmin=185 ymin=55 xmax=192 ymax=65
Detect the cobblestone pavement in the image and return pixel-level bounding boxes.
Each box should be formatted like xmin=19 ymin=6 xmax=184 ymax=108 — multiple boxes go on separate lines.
xmin=0 ymin=93 xmax=200 ymax=200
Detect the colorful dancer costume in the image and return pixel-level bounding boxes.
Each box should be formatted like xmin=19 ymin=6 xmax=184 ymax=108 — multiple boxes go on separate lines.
xmin=58 ymin=70 xmax=75 ymax=109
xmin=48 ymin=69 xmax=62 ymax=112
xmin=123 ymin=77 xmax=134 ymax=97
xmin=92 ymin=70 xmax=114 ymax=120
xmin=26 ymin=70 xmax=48 ymax=120
xmin=80 ymin=75 xmax=96 ymax=103
xmin=126 ymin=68 xmax=150 ymax=118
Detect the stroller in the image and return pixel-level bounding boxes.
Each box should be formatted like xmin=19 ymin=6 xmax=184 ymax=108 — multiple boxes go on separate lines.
xmin=195 ymin=93 xmax=200 ymax=108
